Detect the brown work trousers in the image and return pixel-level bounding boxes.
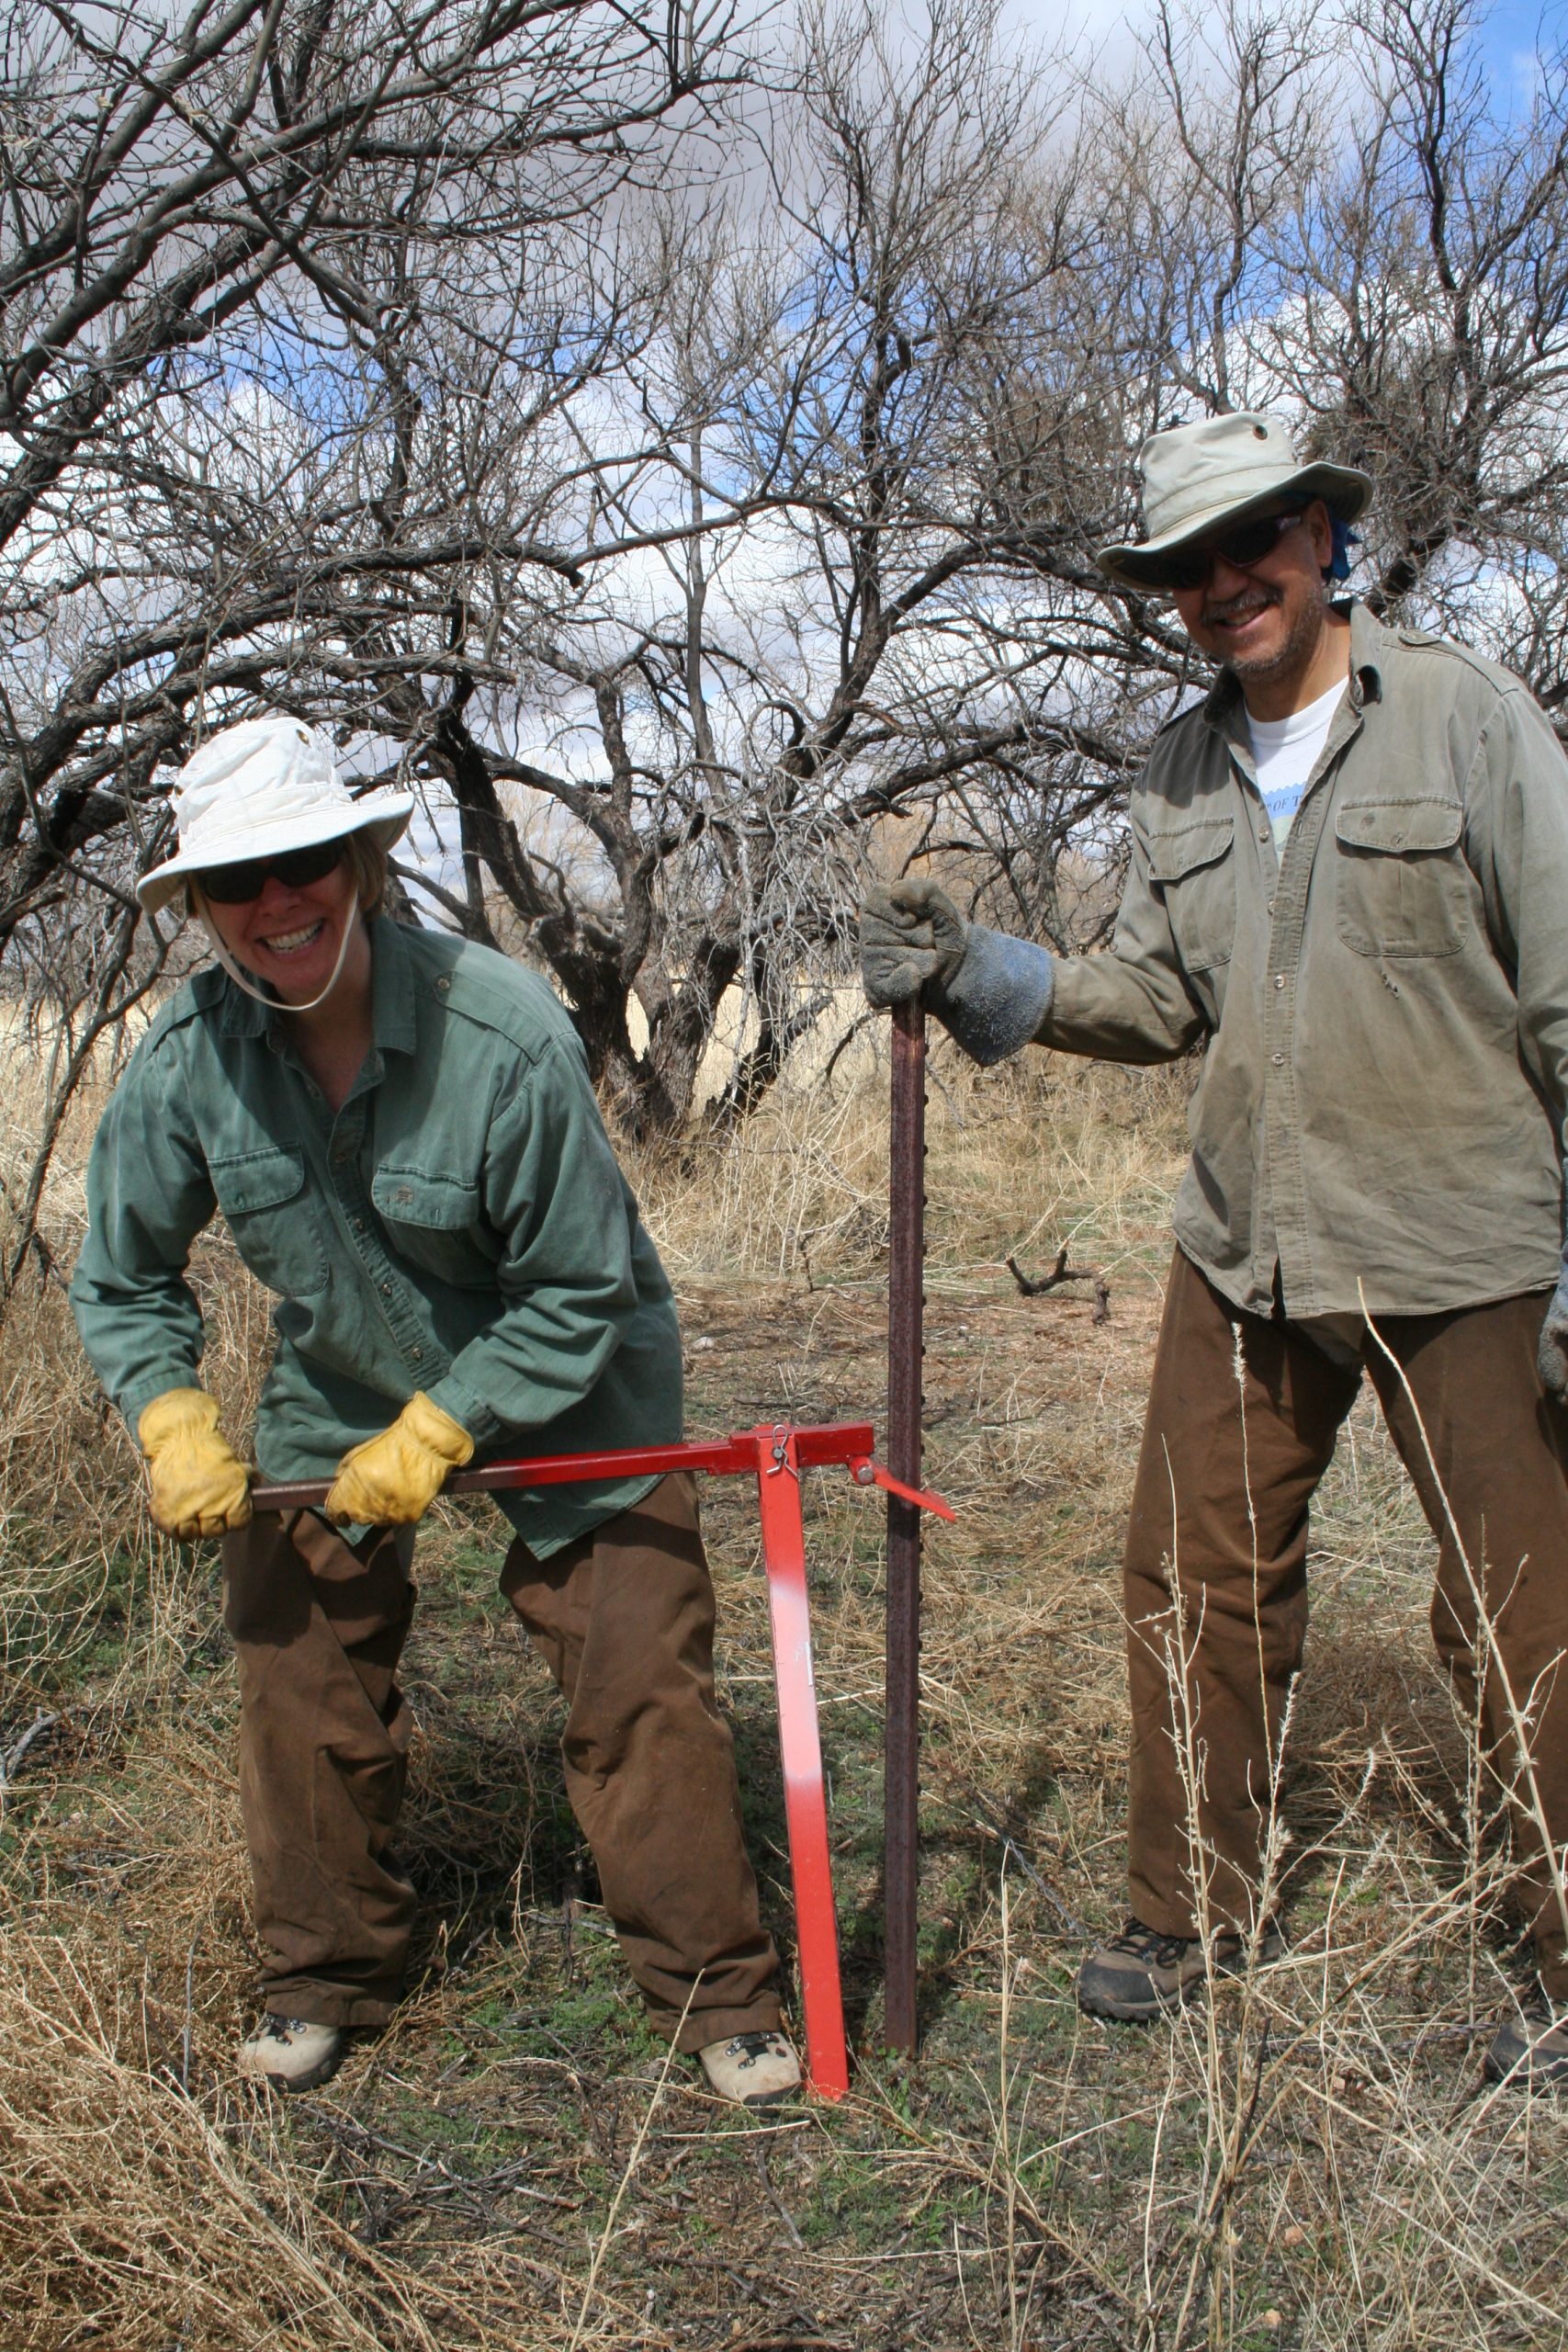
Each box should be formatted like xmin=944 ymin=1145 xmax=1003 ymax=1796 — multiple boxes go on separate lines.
xmin=1125 ymin=1249 xmax=1568 ymax=2001
xmin=220 ymin=1474 xmax=783 ymax=2050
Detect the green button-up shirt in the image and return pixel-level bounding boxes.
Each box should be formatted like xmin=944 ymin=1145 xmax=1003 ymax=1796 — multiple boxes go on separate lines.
xmin=1040 ymin=602 xmax=1568 ymax=1318
xmin=70 ymin=918 xmax=682 ymax=1555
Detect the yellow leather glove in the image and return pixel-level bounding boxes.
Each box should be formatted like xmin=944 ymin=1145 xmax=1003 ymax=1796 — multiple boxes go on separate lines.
xmin=137 ymin=1387 xmax=252 ymax=1539
xmin=324 ymin=1392 xmax=475 ymax=1526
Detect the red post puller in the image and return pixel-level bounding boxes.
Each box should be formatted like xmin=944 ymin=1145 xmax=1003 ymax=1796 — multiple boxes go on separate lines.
xmin=252 ymin=1419 xmax=953 ymax=2101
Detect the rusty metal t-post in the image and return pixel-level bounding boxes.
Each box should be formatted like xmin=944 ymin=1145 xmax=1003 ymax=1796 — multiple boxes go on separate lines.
xmin=885 ymin=996 xmax=926 ymax=2052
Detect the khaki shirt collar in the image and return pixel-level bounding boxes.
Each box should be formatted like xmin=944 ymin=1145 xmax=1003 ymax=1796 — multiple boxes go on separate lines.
xmin=1197 ymin=598 xmax=1385 ymax=761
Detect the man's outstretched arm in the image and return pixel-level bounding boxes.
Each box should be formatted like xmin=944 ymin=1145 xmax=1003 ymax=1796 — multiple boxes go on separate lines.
xmin=860 ymin=837 xmax=1205 ymax=1069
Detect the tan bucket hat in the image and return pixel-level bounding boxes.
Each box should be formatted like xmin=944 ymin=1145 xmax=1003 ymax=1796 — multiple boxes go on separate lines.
xmin=137 ymin=718 xmax=414 ymax=917
xmin=1098 ymin=412 xmax=1372 ymax=590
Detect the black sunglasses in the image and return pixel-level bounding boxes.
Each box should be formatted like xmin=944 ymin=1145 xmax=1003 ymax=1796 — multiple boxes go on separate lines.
xmin=198 ymin=839 xmax=346 ymax=905
xmin=1156 ymin=507 xmax=1304 ymax=592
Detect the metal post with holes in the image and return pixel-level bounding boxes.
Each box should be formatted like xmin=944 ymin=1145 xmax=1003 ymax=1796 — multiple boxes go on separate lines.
xmin=885 ymin=998 xmax=927 ymax=2052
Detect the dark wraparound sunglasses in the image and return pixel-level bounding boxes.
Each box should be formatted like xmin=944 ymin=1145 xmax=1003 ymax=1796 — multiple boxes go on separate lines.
xmin=198 ymin=839 xmax=346 ymax=904
xmin=1156 ymin=507 xmax=1305 ymax=592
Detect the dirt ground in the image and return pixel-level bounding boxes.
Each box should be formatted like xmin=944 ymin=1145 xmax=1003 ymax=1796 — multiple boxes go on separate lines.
xmin=3 ymin=1053 xmax=1566 ymax=2351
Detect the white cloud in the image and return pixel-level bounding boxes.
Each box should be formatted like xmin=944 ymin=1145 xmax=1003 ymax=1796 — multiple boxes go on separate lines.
xmin=999 ymin=0 xmax=1156 ymax=83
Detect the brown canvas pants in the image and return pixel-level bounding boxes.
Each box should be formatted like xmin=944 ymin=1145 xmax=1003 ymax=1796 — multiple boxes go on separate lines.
xmin=221 ymin=1474 xmax=783 ymax=2050
xmin=1125 ymin=1249 xmax=1568 ymax=2001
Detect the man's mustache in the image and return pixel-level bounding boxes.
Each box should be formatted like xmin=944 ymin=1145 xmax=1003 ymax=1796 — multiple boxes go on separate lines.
xmin=1201 ymin=585 xmax=1280 ymax=627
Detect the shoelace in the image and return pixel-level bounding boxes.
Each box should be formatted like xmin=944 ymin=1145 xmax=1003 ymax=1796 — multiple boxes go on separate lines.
xmin=725 ymin=2031 xmax=786 ymax=2065
xmin=1106 ymin=1920 xmax=1197 ymax=1967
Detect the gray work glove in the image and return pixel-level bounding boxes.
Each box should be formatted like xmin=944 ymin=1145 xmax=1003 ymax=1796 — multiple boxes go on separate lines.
xmin=858 ymin=877 xmax=1055 ymax=1068
xmin=1539 ymin=1268 xmax=1568 ymax=1404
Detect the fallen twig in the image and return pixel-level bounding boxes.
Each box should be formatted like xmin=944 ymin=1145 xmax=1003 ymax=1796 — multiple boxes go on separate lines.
xmin=960 ymin=1785 xmax=1087 ymax=1937
xmin=751 ymin=2136 xmax=807 ymax=2250
xmin=1005 ymin=1248 xmax=1111 ymax=1323
xmin=0 ymin=1712 xmax=61 ymax=1791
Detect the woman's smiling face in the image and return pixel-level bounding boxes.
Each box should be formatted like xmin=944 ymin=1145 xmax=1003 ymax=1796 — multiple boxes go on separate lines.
xmin=199 ymin=843 xmax=365 ymax=1007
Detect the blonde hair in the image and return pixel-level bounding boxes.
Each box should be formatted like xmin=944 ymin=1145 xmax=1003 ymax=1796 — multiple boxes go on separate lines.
xmin=344 ymin=831 xmax=389 ymax=915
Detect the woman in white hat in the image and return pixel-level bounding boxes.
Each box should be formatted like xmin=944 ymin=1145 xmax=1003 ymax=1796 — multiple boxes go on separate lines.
xmin=71 ymin=717 xmax=801 ymax=2106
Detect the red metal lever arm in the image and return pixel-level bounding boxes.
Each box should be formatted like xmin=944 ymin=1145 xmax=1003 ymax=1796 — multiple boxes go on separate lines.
xmin=249 ymin=1420 xmax=880 ymax=1514
xmin=848 ymin=1458 xmax=955 ymax=1521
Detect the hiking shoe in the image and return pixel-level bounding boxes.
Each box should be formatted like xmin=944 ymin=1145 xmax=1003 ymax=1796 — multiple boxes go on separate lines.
xmin=238 ymin=2015 xmax=347 ymax=2093
xmin=1077 ymin=1917 xmax=1286 ymax=2021
xmin=1483 ymin=1989 xmax=1568 ymax=2089
xmin=697 ymin=2029 xmax=803 ymax=2106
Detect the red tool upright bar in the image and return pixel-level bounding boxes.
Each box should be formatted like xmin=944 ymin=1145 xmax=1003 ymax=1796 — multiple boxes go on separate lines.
xmin=886 ymin=998 xmax=927 ymax=2052
xmin=753 ymin=1426 xmax=850 ymax=2099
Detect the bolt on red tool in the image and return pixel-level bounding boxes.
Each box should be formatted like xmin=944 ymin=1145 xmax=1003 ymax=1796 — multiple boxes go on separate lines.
xmin=251 ymin=1419 xmax=953 ymax=2101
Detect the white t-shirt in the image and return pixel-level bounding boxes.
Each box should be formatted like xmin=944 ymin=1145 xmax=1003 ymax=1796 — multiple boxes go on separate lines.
xmin=1247 ymin=678 xmax=1347 ymax=848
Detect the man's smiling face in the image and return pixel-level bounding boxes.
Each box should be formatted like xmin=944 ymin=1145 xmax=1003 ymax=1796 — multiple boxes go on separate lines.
xmin=1170 ymin=498 xmax=1336 ymax=707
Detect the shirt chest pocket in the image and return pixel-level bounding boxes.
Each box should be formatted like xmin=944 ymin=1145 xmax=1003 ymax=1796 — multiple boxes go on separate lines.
xmin=371 ymin=1167 xmax=498 ymax=1289
xmin=208 ymin=1145 xmax=330 ymax=1297
xmin=1334 ymin=799 xmax=1468 ymax=959
xmin=1146 ymin=816 xmax=1236 ymax=974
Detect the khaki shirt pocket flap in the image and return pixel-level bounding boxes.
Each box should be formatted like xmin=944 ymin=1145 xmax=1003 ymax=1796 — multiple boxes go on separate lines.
xmin=1335 ymin=799 xmax=1461 ymax=854
xmin=1145 ymin=815 xmax=1235 ymax=884
xmin=209 ymin=1145 xmax=305 ymax=1216
xmin=1145 ymin=814 xmax=1236 ymax=973
xmin=372 ymin=1168 xmax=481 ymax=1230
xmin=1335 ymin=797 xmax=1469 ymax=959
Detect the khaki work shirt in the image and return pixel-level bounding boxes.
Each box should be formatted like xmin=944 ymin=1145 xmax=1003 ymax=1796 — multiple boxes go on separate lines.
xmin=71 ymin=919 xmax=682 ymax=1556
xmin=1040 ymin=602 xmax=1568 ymax=1318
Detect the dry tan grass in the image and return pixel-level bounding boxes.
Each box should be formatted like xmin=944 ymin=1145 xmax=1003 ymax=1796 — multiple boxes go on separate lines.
xmin=3 ymin=1015 xmax=1566 ymax=2351
xmin=0 ymin=1935 xmax=439 ymax=2352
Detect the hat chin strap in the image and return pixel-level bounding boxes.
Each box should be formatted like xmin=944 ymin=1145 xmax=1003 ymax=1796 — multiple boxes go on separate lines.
xmin=193 ymin=889 xmax=362 ymax=1015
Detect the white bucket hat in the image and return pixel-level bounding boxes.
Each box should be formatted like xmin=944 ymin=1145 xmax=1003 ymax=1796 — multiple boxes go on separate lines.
xmin=137 ymin=718 xmax=414 ymax=917
xmin=1098 ymin=412 xmax=1372 ymax=589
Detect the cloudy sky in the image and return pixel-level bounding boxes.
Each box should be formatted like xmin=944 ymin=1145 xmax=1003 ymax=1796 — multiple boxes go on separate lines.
xmin=998 ymin=0 xmax=1556 ymax=110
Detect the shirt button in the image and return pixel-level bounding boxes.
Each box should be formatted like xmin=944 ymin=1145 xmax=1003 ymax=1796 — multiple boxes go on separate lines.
xmin=1273 ymin=974 xmax=1286 ymax=989
xmin=1258 ymin=824 xmax=1269 ymax=842
xmin=381 ymin=1280 xmax=393 ymax=1295
xmin=1272 ymin=1052 xmax=1285 ymax=1067
xmin=411 ymin=1347 xmax=423 ymax=1362
xmin=435 ymin=977 xmax=451 ymax=996
xmin=1267 ymin=899 xmax=1275 ymax=914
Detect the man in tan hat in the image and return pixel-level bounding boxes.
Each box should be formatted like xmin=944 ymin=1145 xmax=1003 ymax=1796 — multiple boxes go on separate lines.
xmin=861 ymin=412 xmax=1568 ymax=2086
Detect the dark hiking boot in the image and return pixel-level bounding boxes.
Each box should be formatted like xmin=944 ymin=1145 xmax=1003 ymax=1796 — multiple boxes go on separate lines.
xmin=1077 ymin=1917 xmax=1286 ymax=2022
xmin=1483 ymin=1988 xmax=1568 ymax=2089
